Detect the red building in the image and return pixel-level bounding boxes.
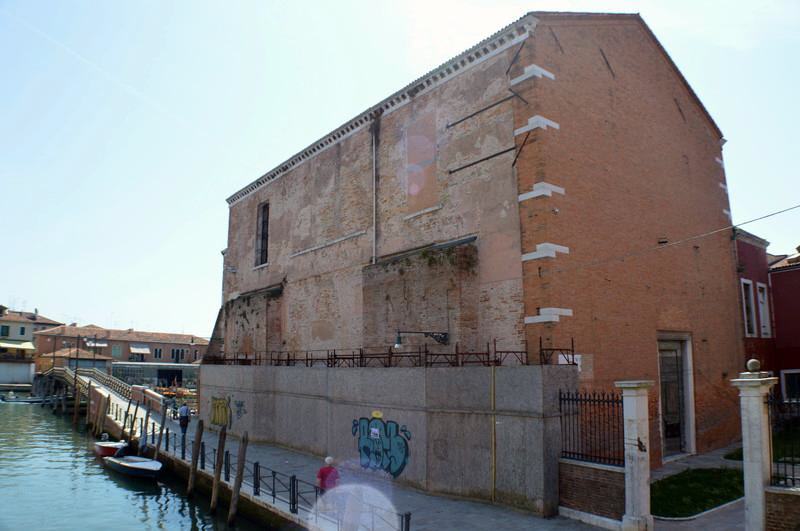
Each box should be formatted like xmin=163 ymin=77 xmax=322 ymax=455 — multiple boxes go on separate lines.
xmin=735 ymin=230 xmax=800 ymax=399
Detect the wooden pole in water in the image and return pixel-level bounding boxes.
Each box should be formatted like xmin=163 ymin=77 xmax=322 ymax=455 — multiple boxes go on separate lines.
xmin=209 ymin=425 xmax=227 ymax=514
xmin=187 ymin=419 xmax=204 ymax=497
xmin=154 ymin=405 xmax=167 ymax=460
xmin=139 ymin=404 xmax=152 ymax=456
xmin=227 ymin=431 xmax=249 ymax=526
xmin=71 ymin=375 xmax=81 ymax=425
xmin=97 ymin=395 xmax=107 ymax=437
xmin=122 ymin=399 xmax=133 ymax=438
xmin=130 ymin=401 xmax=140 ymax=443
xmin=85 ymin=383 xmax=92 ymax=428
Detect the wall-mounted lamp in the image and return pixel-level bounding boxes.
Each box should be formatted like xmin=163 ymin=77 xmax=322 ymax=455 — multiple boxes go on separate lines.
xmin=394 ymin=330 xmax=449 ymax=349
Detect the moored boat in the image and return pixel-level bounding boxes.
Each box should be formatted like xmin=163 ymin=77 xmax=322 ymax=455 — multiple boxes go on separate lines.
xmin=0 ymin=395 xmax=43 ymax=403
xmin=94 ymin=441 xmax=127 ymax=457
xmin=103 ymin=456 xmax=162 ymax=479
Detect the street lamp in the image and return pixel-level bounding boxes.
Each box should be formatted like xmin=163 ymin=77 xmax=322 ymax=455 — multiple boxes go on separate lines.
xmin=394 ymin=330 xmax=449 ymax=349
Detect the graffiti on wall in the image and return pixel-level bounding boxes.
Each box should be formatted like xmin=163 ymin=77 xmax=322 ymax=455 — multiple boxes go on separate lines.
xmin=234 ymin=399 xmax=247 ymax=420
xmin=351 ymin=411 xmax=411 ymax=478
xmin=210 ymin=396 xmax=232 ymax=428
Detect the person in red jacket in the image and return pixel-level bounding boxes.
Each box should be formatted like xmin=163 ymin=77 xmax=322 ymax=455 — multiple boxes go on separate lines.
xmin=316 ymin=456 xmax=339 ymax=493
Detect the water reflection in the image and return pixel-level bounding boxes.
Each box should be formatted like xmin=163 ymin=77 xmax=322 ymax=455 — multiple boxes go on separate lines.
xmin=0 ymin=402 xmax=262 ymax=531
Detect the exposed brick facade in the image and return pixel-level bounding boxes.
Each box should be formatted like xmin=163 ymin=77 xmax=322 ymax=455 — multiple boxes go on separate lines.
xmin=558 ymin=460 xmax=624 ymax=520
xmin=766 ymin=487 xmax=800 ymax=531
xmin=219 ymin=12 xmax=744 ymax=465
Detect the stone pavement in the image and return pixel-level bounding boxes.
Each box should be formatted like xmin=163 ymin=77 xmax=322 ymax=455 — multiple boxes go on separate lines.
xmin=158 ymin=416 xmax=597 ymax=530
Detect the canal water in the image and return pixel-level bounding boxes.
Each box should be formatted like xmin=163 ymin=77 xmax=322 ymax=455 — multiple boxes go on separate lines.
xmin=0 ymin=401 xmax=262 ymax=531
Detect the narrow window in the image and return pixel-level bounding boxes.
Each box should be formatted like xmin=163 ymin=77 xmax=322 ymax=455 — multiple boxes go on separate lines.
xmin=782 ymin=371 xmax=800 ymax=402
xmin=20 ymin=326 xmax=26 ymax=336
xmin=741 ymin=279 xmax=756 ymax=337
xmin=757 ymin=283 xmax=771 ymax=337
xmin=255 ymin=203 xmax=270 ymax=266
xmin=0 ymin=326 xmax=8 ymax=337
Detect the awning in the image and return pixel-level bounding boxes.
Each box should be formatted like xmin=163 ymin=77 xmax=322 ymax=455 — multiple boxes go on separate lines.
xmin=0 ymin=340 xmax=35 ymax=351
xmin=130 ymin=343 xmax=151 ymax=355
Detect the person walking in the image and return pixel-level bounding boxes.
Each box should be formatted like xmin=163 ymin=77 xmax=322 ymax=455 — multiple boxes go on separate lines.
xmin=178 ymin=402 xmax=190 ymax=436
xmin=316 ymin=456 xmax=339 ymax=493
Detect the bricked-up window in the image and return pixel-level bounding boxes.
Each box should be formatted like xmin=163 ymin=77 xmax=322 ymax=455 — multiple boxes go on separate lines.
xmin=255 ymin=203 xmax=269 ymax=266
xmin=741 ymin=279 xmax=756 ymax=338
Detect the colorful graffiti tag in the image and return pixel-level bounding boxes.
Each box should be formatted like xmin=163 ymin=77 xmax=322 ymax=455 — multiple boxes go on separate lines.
xmin=351 ymin=414 xmax=411 ymax=478
xmin=210 ymin=396 xmax=232 ymax=428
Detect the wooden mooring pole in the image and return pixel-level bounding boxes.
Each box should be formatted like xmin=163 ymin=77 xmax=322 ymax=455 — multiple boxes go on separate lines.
xmin=130 ymin=401 xmax=140 ymax=440
xmin=154 ymin=405 xmax=167 ymax=461
xmin=122 ymin=399 xmax=133 ymax=438
xmin=227 ymin=431 xmax=249 ymax=526
xmin=139 ymin=404 xmax=152 ymax=456
xmin=187 ymin=420 xmax=204 ymax=497
xmin=85 ymin=383 xmax=92 ymax=428
xmin=71 ymin=370 xmax=80 ymax=425
xmin=209 ymin=425 xmax=227 ymax=514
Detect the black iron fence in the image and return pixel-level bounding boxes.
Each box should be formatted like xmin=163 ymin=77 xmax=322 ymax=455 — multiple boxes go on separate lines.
xmin=204 ymin=340 xmax=527 ymax=368
xmin=142 ymin=426 xmax=412 ymax=531
xmin=769 ymin=394 xmax=800 ymax=487
xmin=559 ymin=390 xmax=624 ymax=467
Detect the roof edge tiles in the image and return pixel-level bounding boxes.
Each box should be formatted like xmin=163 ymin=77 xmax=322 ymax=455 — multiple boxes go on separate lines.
xmin=225 ymin=12 xmax=537 ymax=206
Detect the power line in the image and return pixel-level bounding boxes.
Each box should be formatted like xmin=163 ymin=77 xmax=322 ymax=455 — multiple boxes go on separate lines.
xmin=549 ymin=202 xmax=800 ymax=277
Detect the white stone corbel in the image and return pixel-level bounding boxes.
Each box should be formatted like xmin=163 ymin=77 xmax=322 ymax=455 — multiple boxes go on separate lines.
xmin=524 ymin=307 xmax=573 ymax=324
xmin=719 ymin=182 xmax=728 ymax=192
xmin=518 ymin=182 xmax=565 ymax=202
xmin=514 ymin=115 xmax=560 ymax=136
xmin=715 ymin=157 xmax=724 ymax=168
xmin=521 ymin=243 xmax=569 ymax=261
xmin=723 ymin=209 xmax=731 ymax=219
xmin=510 ymin=64 xmax=555 ymax=86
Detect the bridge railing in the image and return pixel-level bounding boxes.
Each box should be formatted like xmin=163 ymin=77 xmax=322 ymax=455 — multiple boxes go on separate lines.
xmin=77 ymin=368 xmax=133 ymax=400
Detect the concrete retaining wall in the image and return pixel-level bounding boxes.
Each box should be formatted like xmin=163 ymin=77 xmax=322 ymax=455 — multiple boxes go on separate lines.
xmin=0 ymin=361 xmax=34 ymax=384
xmin=198 ymin=364 xmax=577 ymax=515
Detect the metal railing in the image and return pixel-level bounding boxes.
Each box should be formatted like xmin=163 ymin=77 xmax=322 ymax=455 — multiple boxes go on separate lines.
xmin=769 ymin=394 xmax=800 ymax=487
xmin=559 ymin=390 xmax=624 ymax=467
xmin=204 ymin=339 xmax=527 ymax=369
xmin=78 ymin=368 xmax=132 ymax=400
xmin=146 ymin=428 xmax=412 ymax=530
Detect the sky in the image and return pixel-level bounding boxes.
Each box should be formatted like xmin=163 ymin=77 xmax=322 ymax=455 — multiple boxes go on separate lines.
xmin=1 ymin=0 xmax=798 ymax=337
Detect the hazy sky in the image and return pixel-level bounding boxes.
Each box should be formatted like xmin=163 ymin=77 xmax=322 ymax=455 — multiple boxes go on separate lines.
xmin=2 ymin=0 xmax=798 ymax=336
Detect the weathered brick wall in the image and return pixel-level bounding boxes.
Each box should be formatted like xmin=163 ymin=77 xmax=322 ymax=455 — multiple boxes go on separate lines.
xmin=514 ymin=14 xmax=744 ymax=464
xmin=559 ymin=459 xmax=624 ymax=520
xmin=766 ymin=487 xmax=800 ymax=531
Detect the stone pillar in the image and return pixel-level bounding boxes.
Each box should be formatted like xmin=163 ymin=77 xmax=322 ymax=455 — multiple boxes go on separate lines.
xmin=731 ymin=363 xmax=777 ymax=531
xmin=615 ymin=380 xmax=654 ymax=531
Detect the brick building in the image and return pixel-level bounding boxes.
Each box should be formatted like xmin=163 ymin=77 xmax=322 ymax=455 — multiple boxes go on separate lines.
xmin=0 ymin=306 xmax=62 ymax=356
xmin=35 ymin=324 xmax=208 ymax=364
xmin=215 ymin=12 xmax=744 ymax=466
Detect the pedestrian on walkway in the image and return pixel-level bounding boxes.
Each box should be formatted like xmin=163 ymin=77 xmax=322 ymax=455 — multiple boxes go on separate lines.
xmin=316 ymin=456 xmax=339 ymax=493
xmin=178 ymin=402 xmax=190 ymax=436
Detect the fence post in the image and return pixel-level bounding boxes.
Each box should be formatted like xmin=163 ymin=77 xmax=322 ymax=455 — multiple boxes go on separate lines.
xmin=290 ymin=475 xmax=298 ymax=514
xmin=224 ymin=450 xmax=230 ymax=481
xmin=615 ymin=380 xmax=654 ymax=531
xmin=731 ymin=360 xmax=777 ymax=531
xmin=201 ymin=442 xmax=206 ymax=470
xmin=254 ymin=462 xmax=260 ymax=496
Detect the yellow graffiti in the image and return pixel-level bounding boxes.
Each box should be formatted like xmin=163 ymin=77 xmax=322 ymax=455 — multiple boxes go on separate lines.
xmin=210 ymin=396 xmax=231 ymax=427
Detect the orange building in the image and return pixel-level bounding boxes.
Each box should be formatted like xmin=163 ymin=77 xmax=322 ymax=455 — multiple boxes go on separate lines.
xmin=216 ymin=12 xmax=743 ymax=466
xmin=35 ymin=324 xmax=208 ymax=364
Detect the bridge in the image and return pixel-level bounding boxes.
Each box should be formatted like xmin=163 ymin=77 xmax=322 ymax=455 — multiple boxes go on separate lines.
xmin=31 ymin=367 xmax=412 ymax=531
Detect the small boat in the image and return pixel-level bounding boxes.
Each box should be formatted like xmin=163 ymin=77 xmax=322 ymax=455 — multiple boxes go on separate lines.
xmin=0 ymin=394 xmax=43 ymax=403
xmin=94 ymin=440 xmax=128 ymax=457
xmin=103 ymin=456 xmax=162 ymax=479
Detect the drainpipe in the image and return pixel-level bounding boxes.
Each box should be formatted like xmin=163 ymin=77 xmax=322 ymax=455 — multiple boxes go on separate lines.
xmin=371 ymin=114 xmax=381 ymax=264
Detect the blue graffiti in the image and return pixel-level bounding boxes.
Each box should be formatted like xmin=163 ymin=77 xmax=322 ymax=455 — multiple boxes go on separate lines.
xmin=351 ymin=417 xmax=411 ymax=478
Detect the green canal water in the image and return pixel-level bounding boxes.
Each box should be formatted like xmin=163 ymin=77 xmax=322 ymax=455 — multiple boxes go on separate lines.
xmin=0 ymin=401 xmax=263 ymax=531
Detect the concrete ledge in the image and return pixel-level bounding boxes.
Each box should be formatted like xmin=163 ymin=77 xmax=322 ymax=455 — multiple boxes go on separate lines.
xmin=558 ymin=506 xmax=621 ymax=530
xmin=559 ymin=458 xmax=624 ymax=474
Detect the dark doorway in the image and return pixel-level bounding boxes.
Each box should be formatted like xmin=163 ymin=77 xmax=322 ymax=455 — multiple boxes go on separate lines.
xmin=157 ymin=369 xmax=182 ymax=387
xmin=659 ymin=341 xmax=685 ymax=456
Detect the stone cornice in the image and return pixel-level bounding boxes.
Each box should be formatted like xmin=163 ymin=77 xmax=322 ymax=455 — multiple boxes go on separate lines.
xmin=226 ymin=13 xmax=537 ymax=206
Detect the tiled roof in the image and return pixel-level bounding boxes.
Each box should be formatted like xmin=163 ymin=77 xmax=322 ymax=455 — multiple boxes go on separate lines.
xmin=38 ymin=347 xmax=113 ymax=360
xmin=34 ymin=324 xmax=209 ymax=346
xmin=0 ymin=310 xmax=62 ymax=326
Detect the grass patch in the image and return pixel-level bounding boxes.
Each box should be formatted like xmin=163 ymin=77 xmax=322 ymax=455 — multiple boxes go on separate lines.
xmin=651 ymin=468 xmax=743 ymax=518
xmin=724 ymin=426 xmax=800 ymax=461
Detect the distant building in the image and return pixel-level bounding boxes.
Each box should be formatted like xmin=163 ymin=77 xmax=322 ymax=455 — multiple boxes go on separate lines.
xmin=34 ymin=347 xmax=112 ymax=373
xmin=0 ymin=306 xmax=63 ymax=384
xmin=0 ymin=306 xmax=62 ymax=356
xmin=34 ymin=324 xmax=209 ymax=364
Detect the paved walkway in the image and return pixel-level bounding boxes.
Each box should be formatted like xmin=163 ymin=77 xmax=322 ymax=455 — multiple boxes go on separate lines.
xmin=654 ymin=498 xmax=744 ymax=531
